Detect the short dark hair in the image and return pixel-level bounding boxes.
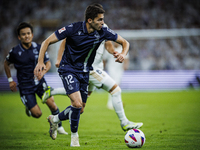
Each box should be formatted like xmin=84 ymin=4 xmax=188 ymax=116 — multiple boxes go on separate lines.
xmin=85 ymin=4 xmax=105 ymax=22
xmin=92 ymin=3 xmax=103 ymax=9
xmin=17 ymin=22 xmax=33 ymax=35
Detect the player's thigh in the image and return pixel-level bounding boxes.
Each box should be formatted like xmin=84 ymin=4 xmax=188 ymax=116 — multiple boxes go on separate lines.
xmin=60 ymin=72 xmax=81 ymax=95
xmin=30 ymin=104 xmax=42 ymax=117
xmin=20 ymin=92 xmax=42 ymax=116
xmin=89 ymin=69 xmax=116 ymax=91
xmin=20 ymin=91 xmax=37 ymax=110
xmin=68 ymin=91 xmax=82 ymax=108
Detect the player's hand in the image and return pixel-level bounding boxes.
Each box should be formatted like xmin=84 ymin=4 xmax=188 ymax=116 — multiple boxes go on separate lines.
xmin=113 ymin=51 xmax=125 ymax=63
xmin=55 ymin=60 xmax=60 ymax=68
xmin=9 ymin=81 xmax=17 ymax=92
xmin=34 ymin=62 xmax=46 ymax=80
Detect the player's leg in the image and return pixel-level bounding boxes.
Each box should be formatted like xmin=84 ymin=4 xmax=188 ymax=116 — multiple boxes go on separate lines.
xmin=46 ymin=72 xmax=88 ymax=146
xmin=20 ymin=92 xmax=42 ymax=118
xmin=90 ymin=69 xmax=143 ymax=131
xmin=68 ymin=73 xmax=88 ymax=147
xmin=49 ymin=91 xmax=82 ymax=144
xmin=102 ymin=77 xmax=143 ymax=131
xmin=45 ymin=96 xmax=68 ymax=135
xmin=42 ymin=86 xmax=66 ymax=103
xmin=37 ymin=82 xmax=68 ymax=136
xmin=107 ymin=68 xmax=123 ymax=110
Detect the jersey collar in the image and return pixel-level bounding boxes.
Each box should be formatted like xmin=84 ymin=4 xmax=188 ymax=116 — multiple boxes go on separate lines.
xmin=19 ymin=42 xmax=32 ymax=51
xmin=82 ymin=21 xmax=98 ymax=35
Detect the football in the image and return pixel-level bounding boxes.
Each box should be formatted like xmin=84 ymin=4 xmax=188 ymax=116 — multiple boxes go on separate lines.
xmin=124 ymin=129 xmax=145 ymax=148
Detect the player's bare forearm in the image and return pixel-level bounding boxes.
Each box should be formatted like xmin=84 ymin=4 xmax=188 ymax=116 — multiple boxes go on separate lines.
xmin=55 ymin=39 xmax=66 ymax=67
xmin=45 ymin=60 xmax=51 ymax=73
xmin=34 ymin=33 xmax=58 ymax=78
xmin=116 ymin=35 xmax=129 ymax=56
xmin=4 ymin=60 xmax=12 ymax=78
xmin=4 ymin=60 xmax=17 ymax=92
xmin=115 ymin=35 xmax=130 ymax=63
xmin=105 ymin=41 xmax=115 ymax=54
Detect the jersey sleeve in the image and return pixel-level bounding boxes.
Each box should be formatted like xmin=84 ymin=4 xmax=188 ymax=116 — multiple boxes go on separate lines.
xmin=6 ymin=48 xmax=14 ymax=63
xmin=103 ymin=27 xmax=118 ymax=42
xmin=54 ymin=24 xmax=74 ymax=41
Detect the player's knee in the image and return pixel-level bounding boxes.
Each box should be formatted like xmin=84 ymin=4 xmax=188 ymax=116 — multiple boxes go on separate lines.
xmin=80 ymin=103 xmax=86 ymax=114
xmin=80 ymin=109 xmax=84 ymax=114
xmin=32 ymin=111 xmax=42 ymax=118
xmin=72 ymin=101 xmax=82 ymax=108
xmin=111 ymin=86 xmax=121 ymax=95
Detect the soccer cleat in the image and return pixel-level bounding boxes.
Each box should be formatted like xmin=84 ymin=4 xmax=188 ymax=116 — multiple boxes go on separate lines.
xmin=70 ymin=136 xmax=80 ymax=147
xmin=121 ymin=121 xmax=143 ymax=131
xmin=25 ymin=107 xmax=31 ymax=117
xmin=47 ymin=115 xmax=58 ymax=140
xmin=57 ymin=126 xmax=68 ymax=135
xmin=42 ymin=86 xmax=53 ymax=103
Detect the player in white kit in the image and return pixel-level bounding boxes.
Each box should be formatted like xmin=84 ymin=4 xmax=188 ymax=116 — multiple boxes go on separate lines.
xmin=103 ymin=42 xmax=129 ymax=109
xmin=43 ymin=25 xmax=143 ymax=131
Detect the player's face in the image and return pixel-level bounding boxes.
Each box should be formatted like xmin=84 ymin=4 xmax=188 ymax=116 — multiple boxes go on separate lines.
xmin=91 ymin=13 xmax=104 ymax=31
xmin=18 ymin=27 xmax=33 ymax=44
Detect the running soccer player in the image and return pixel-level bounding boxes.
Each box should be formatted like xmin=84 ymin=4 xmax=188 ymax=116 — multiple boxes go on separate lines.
xmin=43 ymin=36 xmax=143 ymax=132
xmin=34 ymin=4 xmax=129 ymax=147
xmin=4 ymin=22 xmax=67 ymax=135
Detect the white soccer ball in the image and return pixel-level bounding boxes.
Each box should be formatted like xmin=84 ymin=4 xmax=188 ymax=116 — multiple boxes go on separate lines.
xmin=124 ymin=129 xmax=145 ymax=148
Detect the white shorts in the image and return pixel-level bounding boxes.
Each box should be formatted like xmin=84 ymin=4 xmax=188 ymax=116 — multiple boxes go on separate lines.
xmin=88 ymin=69 xmax=116 ymax=92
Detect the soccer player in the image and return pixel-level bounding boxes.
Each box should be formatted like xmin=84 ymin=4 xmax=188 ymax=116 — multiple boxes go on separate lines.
xmin=44 ymin=37 xmax=143 ymax=132
xmin=4 ymin=22 xmax=67 ymax=135
xmin=34 ymin=4 xmax=129 ymax=147
xmin=103 ymin=42 xmax=129 ymax=109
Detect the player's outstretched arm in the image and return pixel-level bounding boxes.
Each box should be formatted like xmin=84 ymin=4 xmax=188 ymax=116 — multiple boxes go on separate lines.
xmin=34 ymin=33 xmax=58 ymax=79
xmin=55 ymin=39 xmax=66 ymax=68
xmin=4 ymin=60 xmax=17 ymax=92
xmin=114 ymin=35 xmax=130 ymax=63
xmin=105 ymin=41 xmax=115 ymax=54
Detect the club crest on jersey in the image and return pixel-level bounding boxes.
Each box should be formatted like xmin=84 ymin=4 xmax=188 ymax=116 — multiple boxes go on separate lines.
xmin=18 ymin=51 xmax=22 ymax=56
xmin=58 ymin=27 xmax=66 ymax=34
xmin=33 ymin=49 xmax=38 ymax=54
xmin=68 ymin=84 xmax=73 ymax=90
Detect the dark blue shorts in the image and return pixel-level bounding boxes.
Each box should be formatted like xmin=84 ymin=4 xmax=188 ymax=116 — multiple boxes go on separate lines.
xmin=19 ymin=80 xmax=48 ymax=109
xmin=59 ymin=71 xmax=89 ymax=103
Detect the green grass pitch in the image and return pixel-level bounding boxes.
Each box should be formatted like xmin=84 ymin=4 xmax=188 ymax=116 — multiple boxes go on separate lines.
xmin=0 ymin=89 xmax=200 ymax=150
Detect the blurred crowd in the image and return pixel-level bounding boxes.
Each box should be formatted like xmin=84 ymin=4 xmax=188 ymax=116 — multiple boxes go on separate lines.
xmin=0 ymin=0 xmax=200 ymax=74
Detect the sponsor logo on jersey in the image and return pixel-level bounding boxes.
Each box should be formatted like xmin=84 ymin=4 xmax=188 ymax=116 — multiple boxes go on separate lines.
xmin=58 ymin=27 xmax=66 ymax=34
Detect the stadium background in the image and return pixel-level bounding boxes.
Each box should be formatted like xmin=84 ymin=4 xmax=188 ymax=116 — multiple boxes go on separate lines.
xmin=0 ymin=0 xmax=200 ymax=91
